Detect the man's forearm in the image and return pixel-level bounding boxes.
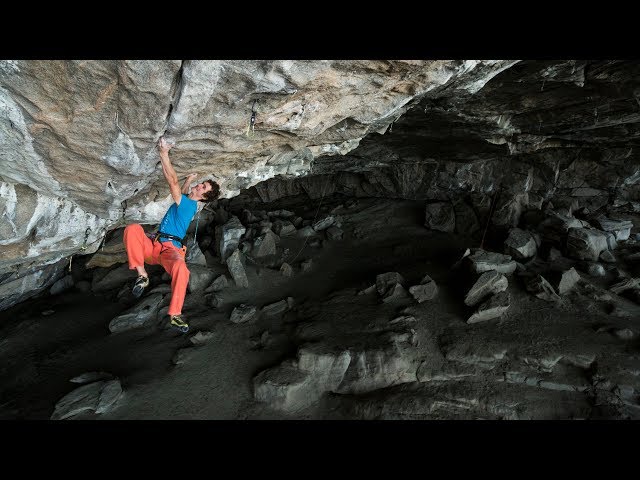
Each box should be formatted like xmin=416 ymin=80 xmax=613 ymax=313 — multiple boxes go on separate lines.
xmin=159 ymin=151 xmax=178 ymax=185
xmin=181 ymin=178 xmax=191 ymax=194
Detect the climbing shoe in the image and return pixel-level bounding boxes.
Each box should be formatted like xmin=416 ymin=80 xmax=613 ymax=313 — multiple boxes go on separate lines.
xmin=170 ymin=315 xmax=189 ymax=333
xmin=132 ymin=275 xmax=149 ymax=298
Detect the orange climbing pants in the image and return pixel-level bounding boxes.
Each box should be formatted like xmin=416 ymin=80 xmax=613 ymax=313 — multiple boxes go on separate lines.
xmin=123 ymin=224 xmax=189 ymax=316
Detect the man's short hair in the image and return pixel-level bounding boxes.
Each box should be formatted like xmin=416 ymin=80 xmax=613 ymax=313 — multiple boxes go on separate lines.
xmin=201 ymin=179 xmax=220 ymax=203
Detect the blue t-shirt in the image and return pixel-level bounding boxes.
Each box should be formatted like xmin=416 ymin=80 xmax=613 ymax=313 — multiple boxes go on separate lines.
xmin=158 ymin=194 xmax=198 ymax=248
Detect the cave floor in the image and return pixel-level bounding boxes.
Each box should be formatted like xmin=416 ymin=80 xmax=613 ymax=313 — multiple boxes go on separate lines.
xmin=1 ymin=197 xmax=639 ymax=420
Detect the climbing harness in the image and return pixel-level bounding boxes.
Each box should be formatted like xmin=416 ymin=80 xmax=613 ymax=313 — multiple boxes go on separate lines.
xmin=147 ymin=230 xmax=187 ymax=258
xmin=150 ymin=231 xmax=186 ymax=247
xmin=246 ymin=100 xmax=258 ymax=137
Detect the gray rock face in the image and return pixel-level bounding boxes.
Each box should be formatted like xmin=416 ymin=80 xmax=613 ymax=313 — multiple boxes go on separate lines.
xmin=296 ymin=226 xmax=317 ymax=238
xmin=424 ymin=202 xmax=455 ymax=232
xmin=51 ymin=378 xmax=123 ymax=420
xmin=262 ymin=299 xmax=289 ymax=316
xmin=566 ymin=228 xmax=610 ymax=261
xmin=614 ymin=328 xmax=636 ymax=340
xmin=108 ymin=293 xmax=164 ymax=333
xmin=312 ymin=216 xmax=335 ymax=231
xmin=69 ymin=372 xmax=114 ymax=384
xmin=584 ymin=262 xmax=606 ymax=277
xmin=92 ymin=264 xmax=132 ymax=292
xmin=326 ymin=226 xmax=344 ymax=240
xmin=50 ymin=275 xmax=74 ymax=295
xmin=226 ymin=249 xmax=249 ymax=288
xmin=253 ymin=362 xmax=317 ymax=412
xmin=253 ymin=335 xmax=418 ymax=412
xmin=0 ymin=60 xmax=512 ymax=308
xmin=468 ymin=292 xmax=511 ymax=323
xmin=592 ymin=217 xmax=633 ymax=241
xmin=464 ymin=271 xmax=508 ymax=307
xmin=381 ymin=283 xmax=410 ymax=303
xmin=230 ymin=304 xmax=258 ymax=324
xmin=610 ymin=278 xmax=639 ymax=294
xmin=190 ymin=330 xmax=216 ymax=345
xmin=95 ymin=380 xmax=123 ymax=414
xmin=466 ymin=250 xmax=517 ymax=275
xmin=185 ymin=240 xmax=207 ymax=266
xmin=86 ymin=230 xmax=127 ymax=269
xmin=504 ymin=228 xmax=537 ymax=260
xmin=205 ymin=274 xmax=229 ymax=292
xmin=375 ymin=272 xmax=409 ymax=302
xmin=376 ymin=272 xmax=406 ymax=296
xmin=554 ymin=268 xmax=581 ymax=295
xmin=538 ymin=212 xmax=588 ymax=244
xmin=280 ymin=262 xmax=293 ymax=277
xmin=409 ymin=275 xmax=438 ymax=303
xmin=272 ymin=220 xmax=296 ymax=236
xmin=0 ymin=258 xmax=67 ymax=311
xmin=187 ymin=265 xmax=216 ymax=293
xmin=268 ymin=209 xmax=295 ymax=219
xmin=525 ymin=274 xmax=560 ymax=302
xmin=4 ymin=59 xmax=640 ymax=314
xmin=599 ymin=250 xmax=616 ymax=263
xmin=216 ymin=216 xmax=246 ymax=262
xmin=253 ymin=230 xmax=279 ymax=258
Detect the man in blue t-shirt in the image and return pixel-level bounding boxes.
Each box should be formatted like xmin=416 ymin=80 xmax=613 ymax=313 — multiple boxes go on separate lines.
xmin=123 ymin=137 xmax=220 ymax=332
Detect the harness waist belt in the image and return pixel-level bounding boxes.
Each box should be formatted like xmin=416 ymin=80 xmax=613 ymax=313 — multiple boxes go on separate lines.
xmin=155 ymin=231 xmax=185 ymax=247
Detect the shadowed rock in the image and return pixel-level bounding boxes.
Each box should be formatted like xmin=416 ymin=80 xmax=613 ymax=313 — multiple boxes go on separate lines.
xmin=230 ymin=304 xmax=258 ymax=324
xmin=593 ymin=217 xmax=633 ymax=241
xmin=464 ymin=270 xmax=508 ymax=306
xmin=566 ymin=228 xmax=609 ymax=261
xmin=272 ymin=219 xmax=296 ymax=236
xmin=504 ymin=228 xmax=537 ymax=260
xmin=326 ymin=226 xmax=344 ymax=240
xmin=50 ymin=275 xmax=74 ymax=295
xmin=525 ymin=274 xmax=560 ymax=302
xmin=424 ymin=202 xmax=455 ymax=232
xmin=226 ymin=249 xmax=249 ymax=288
xmin=108 ymin=293 xmax=164 ymax=333
xmin=205 ymin=274 xmax=229 ymax=293
xmin=187 ymin=265 xmax=216 ymax=293
xmin=51 ymin=379 xmax=123 ymax=420
xmin=467 ymin=292 xmax=510 ymax=323
xmin=466 ymin=250 xmax=516 ymax=275
xmin=253 ymin=231 xmax=279 ymax=258
xmin=409 ymin=274 xmax=438 ymax=303
xmin=216 ymin=216 xmax=246 ymax=262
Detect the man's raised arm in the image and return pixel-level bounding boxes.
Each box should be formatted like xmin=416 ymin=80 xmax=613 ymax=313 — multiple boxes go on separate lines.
xmin=158 ymin=137 xmax=182 ymax=205
xmin=182 ymin=173 xmax=198 ymax=194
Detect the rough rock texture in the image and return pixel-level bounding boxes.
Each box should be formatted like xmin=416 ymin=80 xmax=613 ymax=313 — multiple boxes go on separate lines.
xmin=3 ymin=59 xmax=640 ymax=310
xmin=0 ymin=60 xmax=515 ymax=289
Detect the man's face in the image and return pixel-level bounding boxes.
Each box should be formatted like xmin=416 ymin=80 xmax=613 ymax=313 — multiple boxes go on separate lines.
xmin=192 ymin=182 xmax=213 ymax=197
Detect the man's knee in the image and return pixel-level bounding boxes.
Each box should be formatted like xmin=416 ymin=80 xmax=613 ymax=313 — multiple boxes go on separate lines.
xmin=172 ymin=261 xmax=190 ymax=277
xmin=124 ymin=223 xmax=143 ymax=235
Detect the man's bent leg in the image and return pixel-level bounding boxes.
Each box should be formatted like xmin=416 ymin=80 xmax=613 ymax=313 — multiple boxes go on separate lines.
xmin=124 ymin=224 xmax=153 ymax=297
xmin=159 ymin=246 xmax=190 ymax=316
xmin=123 ymin=224 xmax=155 ymax=273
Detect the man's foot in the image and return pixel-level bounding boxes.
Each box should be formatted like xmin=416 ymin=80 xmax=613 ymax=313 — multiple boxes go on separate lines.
xmin=170 ymin=315 xmax=189 ymax=333
xmin=132 ymin=275 xmax=149 ymax=298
